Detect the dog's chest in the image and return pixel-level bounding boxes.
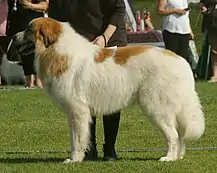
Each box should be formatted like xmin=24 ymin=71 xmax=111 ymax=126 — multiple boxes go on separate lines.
xmin=44 ymin=80 xmax=70 ymax=103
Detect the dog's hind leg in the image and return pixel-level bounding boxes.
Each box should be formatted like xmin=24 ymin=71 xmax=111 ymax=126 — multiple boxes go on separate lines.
xmin=154 ymin=115 xmax=179 ymax=162
xmin=63 ymin=105 xmax=92 ymax=163
xmin=143 ymin=107 xmax=179 ymax=162
xmin=139 ymin=87 xmax=180 ymax=162
xmin=154 ymin=114 xmax=179 ymax=162
xmin=178 ymin=138 xmax=185 ymax=160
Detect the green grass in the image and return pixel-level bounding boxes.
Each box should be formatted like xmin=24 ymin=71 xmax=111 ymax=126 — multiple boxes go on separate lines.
xmin=0 ymin=82 xmax=216 ymax=173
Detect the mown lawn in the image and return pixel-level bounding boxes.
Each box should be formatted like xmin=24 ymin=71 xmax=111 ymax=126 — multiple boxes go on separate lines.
xmin=0 ymin=82 xmax=216 ymax=173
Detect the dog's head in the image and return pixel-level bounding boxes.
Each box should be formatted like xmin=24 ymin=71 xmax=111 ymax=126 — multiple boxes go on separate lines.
xmin=14 ymin=17 xmax=62 ymax=48
xmin=13 ymin=17 xmax=69 ymax=77
xmin=12 ymin=17 xmax=63 ymax=62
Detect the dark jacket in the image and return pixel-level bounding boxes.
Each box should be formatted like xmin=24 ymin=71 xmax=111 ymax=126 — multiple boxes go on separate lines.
xmin=7 ymin=0 xmax=45 ymax=36
xmin=200 ymin=0 xmax=217 ymax=32
xmin=48 ymin=0 xmax=127 ymax=47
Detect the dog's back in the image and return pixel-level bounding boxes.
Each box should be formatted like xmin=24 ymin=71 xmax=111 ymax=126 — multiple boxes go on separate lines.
xmin=77 ymin=46 xmax=194 ymax=114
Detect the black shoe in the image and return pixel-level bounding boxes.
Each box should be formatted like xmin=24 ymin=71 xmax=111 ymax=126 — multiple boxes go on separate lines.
xmin=84 ymin=145 xmax=98 ymax=160
xmin=102 ymin=144 xmax=117 ymax=161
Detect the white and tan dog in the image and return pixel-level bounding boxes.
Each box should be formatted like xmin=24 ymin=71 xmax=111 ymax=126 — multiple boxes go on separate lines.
xmin=13 ymin=17 xmax=205 ymax=163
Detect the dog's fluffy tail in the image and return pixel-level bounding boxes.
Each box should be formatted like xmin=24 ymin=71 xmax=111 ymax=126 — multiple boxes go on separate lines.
xmin=177 ymin=91 xmax=205 ymax=140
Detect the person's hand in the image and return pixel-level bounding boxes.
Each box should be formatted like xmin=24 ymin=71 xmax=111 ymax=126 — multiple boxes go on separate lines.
xmin=201 ymin=6 xmax=208 ymax=13
xmin=189 ymin=31 xmax=195 ymax=40
xmin=19 ymin=0 xmax=33 ymax=10
xmin=92 ymin=35 xmax=107 ymax=48
xmin=174 ymin=8 xmax=187 ymax=15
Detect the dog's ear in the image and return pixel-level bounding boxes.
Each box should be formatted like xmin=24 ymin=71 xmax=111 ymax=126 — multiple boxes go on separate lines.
xmin=33 ymin=18 xmax=62 ymax=48
xmin=39 ymin=27 xmax=58 ymax=48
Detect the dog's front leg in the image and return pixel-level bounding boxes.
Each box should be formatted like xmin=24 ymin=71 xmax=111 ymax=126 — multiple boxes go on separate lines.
xmin=63 ymin=106 xmax=92 ymax=163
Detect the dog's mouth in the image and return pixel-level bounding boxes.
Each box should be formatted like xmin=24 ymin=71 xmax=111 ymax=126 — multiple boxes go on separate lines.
xmin=6 ymin=40 xmax=35 ymax=65
xmin=14 ymin=40 xmax=35 ymax=57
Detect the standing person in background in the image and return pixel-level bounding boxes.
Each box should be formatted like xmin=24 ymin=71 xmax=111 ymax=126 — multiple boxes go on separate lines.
xmin=7 ymin=0 xmax=48 ymax=88
xmin=0 ymin=0 xmax=9 ymax=85
xmin=207 ymin=25 xmax=217 ymax=75
xmin=200 ymin=0 xmax=217 ymax=33
xmin=199 ymin=0 xmax=217 ymax=82
xmin=48 ymin=0 xmax=127 ymax=161
xmin=157 ymin=0 xmax=194 ymax=68
xmin=0 ymin=0 xmax=8 ymax=37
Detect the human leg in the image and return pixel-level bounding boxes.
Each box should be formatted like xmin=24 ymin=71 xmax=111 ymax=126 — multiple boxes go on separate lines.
xmin=102 ymin=111 xmax=121 ymax=161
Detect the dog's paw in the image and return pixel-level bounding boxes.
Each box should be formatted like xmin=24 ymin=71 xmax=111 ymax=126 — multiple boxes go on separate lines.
xmin=63 ymin=158 xmax=82 ymax=164
xmin=63 ymin=152 xmax=85 ymax=164
xmin=159 ymin=156 xmax=177 ymax=162
xmin=177 ymin=151 xmax=185 ymax=160
xmin=178 ymin=155 xmax=184 ymax=160
xmin=63 ymin=158 xmax=73 ymax=164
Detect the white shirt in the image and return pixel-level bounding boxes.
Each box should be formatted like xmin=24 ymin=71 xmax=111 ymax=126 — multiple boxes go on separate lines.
xmin=162 ymin=0 xmax=191 ymax=34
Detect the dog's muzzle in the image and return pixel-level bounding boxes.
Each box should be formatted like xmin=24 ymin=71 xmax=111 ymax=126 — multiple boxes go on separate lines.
xmin=12 ymin=31 xmax=34 ymax=57
xmin=16 ymin=41 xmax=35 ymax=57
xmin=13 ymin=38 xmax=34 ymax=58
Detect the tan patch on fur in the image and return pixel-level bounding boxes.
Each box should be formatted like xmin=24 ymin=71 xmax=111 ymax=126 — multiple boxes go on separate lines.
xmin=94 ymin=49 xmax=113 ymax=63
xmin=37 ymin=47 xmax=68 ymax=77
xmin=94 ymin=45 xmax=152 ymax=64
xmin=32 ymin=17 xmax=62 ymax=48
xmin=162 ymin=49 xmax=180 ymax=58
xmin=114 ymin=46 xmax=152 ymax=65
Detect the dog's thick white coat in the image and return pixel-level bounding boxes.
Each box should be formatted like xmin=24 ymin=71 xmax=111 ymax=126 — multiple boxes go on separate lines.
xmin=17 ymin=19 xmax=205 ymax=163
xmin=0 ymin=54 xmax=26 ymax=85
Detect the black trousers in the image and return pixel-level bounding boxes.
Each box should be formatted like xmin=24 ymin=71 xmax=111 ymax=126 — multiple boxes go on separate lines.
xmin=163 ymin=30 xmax=190 ymax=62
xmin=90 ymin=112 xmax=120 ymax=148
xmin=22 ymin=53 xmax=36 ymax=76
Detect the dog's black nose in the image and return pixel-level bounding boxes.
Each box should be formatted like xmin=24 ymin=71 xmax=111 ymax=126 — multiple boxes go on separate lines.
xmin=12 ymin=34 xmax=22 ymax=46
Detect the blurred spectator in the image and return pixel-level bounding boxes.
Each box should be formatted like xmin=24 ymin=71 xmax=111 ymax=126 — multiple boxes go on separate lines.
xmin=207 ymin=25 xmax=217 ymax=59
xmin=196 ymin=0 xmax=217 ymax=82
xmin=0 ymin=0 xmax=9 ymax=85
xmin=157 ymin=0 xmax=194 ymax=67
xmin=0 ymin=0 xmax=8 ymax=37
xmin=7 ymin=0 xmax=48 ymax=88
